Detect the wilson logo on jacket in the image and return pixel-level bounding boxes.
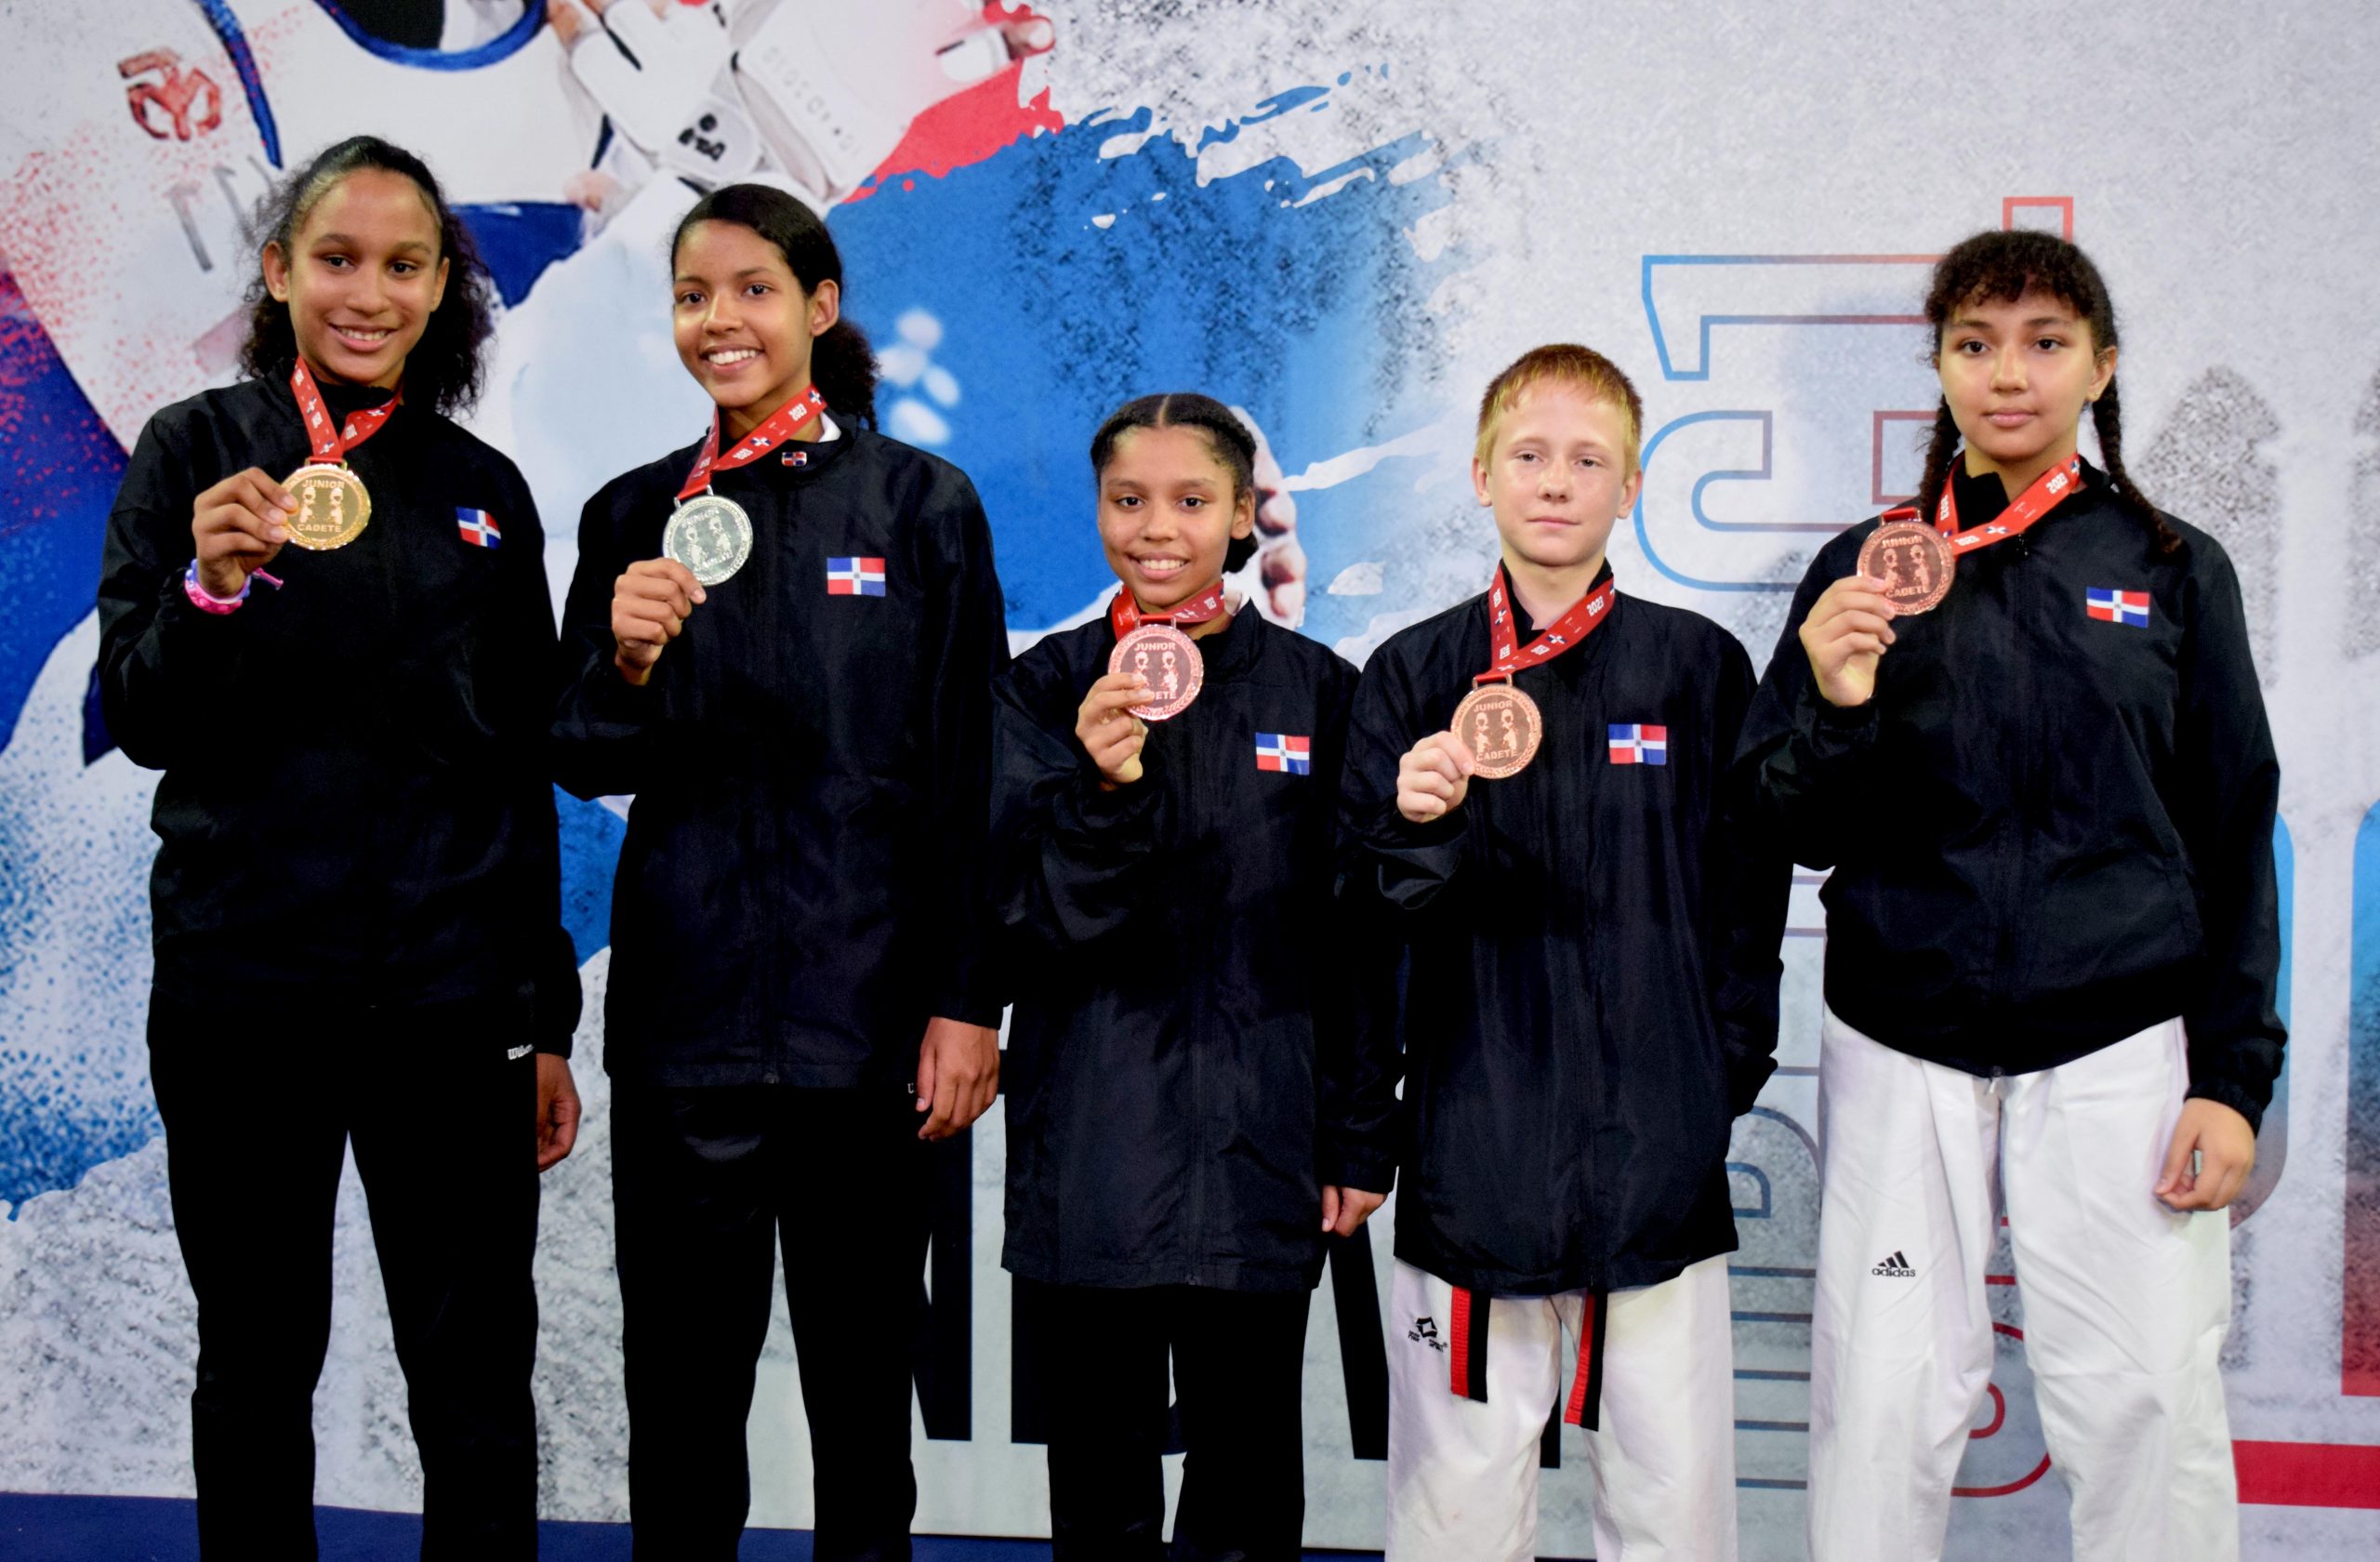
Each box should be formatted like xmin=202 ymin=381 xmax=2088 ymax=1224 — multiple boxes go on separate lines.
xmin=455 ymin=507 xmax=500 ymax=549
xmin=1607 ymin=723 xmax=1667 ymax=765
xmin=1254 ymin=734 xmax=1311 ymax=774
xmin=2086 ymin=588 xmax=2149 ymax=627
xmin=826 ymin=556 xmax=886 ymax=596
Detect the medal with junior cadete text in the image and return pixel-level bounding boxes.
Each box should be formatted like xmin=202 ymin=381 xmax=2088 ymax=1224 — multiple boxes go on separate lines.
xmin=1450 ymin=568 xmax=1619 ymax=779
xmin=280 ymin=359 xmax=395 ymax=550
xmin=1105 ymin=577 xmax=1230 ymax=721
xmin=661 ymin=384 xmax=827 ymax=586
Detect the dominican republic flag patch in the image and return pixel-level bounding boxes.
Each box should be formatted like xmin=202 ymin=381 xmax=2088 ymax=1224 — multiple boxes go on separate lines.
xmin=1607 ymin=724 xmax=1668 ymax=765
xmin=456 ymin=507 xmax=500 ymax=548
xmin=2087 ymin=588 xmax=2150 ymax=627
xmin=826 ymin=557 xmax=887 ymax=596
xmin=1254 ymin=733 xmax=1312 ymax=774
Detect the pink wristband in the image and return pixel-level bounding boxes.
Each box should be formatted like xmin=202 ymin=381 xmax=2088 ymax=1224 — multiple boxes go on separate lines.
xmin=181 ymin=559 xmax=279 ymax=615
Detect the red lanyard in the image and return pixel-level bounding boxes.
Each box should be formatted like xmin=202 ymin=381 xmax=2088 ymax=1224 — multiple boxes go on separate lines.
xmin=1108 ymin=578 xmax=1229 ymax=636
xmin=676 ymin=384 xmax=827 ymax=502
xmin=1932 ymin=454 xmax=2083 ymax=557
xmin=1475 ymin=568 xmax=1619 ymax=685
xmin=289 ymin=359 xmax=398 ymax=461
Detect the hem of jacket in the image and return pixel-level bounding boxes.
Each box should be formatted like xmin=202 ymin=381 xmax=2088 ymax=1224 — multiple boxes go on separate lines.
xmin=600 ymin=1056 xmax=877 ymax=1091
xmin=1001 ymin=1245 xmax=1323 ymax=1293
xmin=1821 ymin=982 xmax=2208 ymax=1085
xmin=1393 ymin=1227 xmax=1739 ymax=1298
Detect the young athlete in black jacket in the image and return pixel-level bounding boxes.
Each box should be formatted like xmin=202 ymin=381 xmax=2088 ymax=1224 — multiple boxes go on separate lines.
xmin=95 ymin=136 xmax=580 ymax=1560
xmin=1738 ymin=230 xmax=2283 ymax=1562
xmin=551 ymin=183 xmax=1007 ymax=1562
xmin=990 ymin=394 xmax=1395 ymax=1560
xmin=1343 ymin=346 xmax=1788 ymax=1561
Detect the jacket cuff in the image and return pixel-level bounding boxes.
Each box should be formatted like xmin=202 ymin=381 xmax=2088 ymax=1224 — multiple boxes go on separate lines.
xmin=2186 ymin=1077 xmax=2267 ymax=1137
xmin=1320 ymin=1145 xmax=1397 ymax=1196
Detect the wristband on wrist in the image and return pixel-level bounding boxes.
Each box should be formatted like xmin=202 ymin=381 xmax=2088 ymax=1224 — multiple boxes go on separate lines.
xmin=181 ymin=559 xmax=283 ymax=615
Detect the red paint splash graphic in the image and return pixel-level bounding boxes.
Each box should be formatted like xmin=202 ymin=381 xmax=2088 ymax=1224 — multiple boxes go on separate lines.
xmin=847 ymin=7 xmax=1064 ymax=203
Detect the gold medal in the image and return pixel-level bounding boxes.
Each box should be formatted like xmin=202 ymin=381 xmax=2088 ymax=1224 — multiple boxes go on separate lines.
xmin=1452 ymin=682 xmax=1543 ymax=779
xmin=281 ymin=462 xmax=372 ymax=550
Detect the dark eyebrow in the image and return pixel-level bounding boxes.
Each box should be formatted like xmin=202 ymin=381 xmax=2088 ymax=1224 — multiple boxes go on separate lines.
xmin=316 ymin=232 xmax=433 ymax=257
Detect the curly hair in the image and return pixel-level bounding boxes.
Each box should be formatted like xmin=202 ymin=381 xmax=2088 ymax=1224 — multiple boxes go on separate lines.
xmin=1917 ymin=230 xmax=2174 ymax=552
xmin=238 ymin=136 xmax=495 ymax=416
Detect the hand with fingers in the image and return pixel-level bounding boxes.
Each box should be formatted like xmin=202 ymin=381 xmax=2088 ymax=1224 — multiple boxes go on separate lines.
xmin=915 ymin=1015 xmax=999 ymax=1141
xmin=1396 ymin=730 xmax=1476 ymax=824
xmin=2155 ymin=1098 xmax=2256 ymax=1211
xmin=1798 ymin=573 xmax=1901 ymax=708
xmin=191 ymin=467 xmax=298 ymax=600
xmin=612 ymin=557 xmax=706 ymax=685
xmin=1076 ymin=670 xmax=1150 ymax=788
xmin=1321 ymin=1185 xmax=1387 ymax=1237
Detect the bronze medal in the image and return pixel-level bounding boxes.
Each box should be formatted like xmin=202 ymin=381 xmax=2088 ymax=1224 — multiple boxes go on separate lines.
xmin=1858 ymin=520 xmax=1953 ymax=615
xmin=1109 ymin=622 xmax=1204 ymax=721
xmin=281 ymin=462 xmax=372 ymax=550
xmin=1452 ymin=682 xmax=1543 ymax=779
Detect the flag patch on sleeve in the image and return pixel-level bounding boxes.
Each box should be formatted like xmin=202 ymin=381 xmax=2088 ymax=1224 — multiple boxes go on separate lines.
xmin=1607 ymin=723 xmax=1668 ymax=765
xmin=456 ymin=507 xmax=500 ymax=548
xmin=826 ymin=557 xmax=887 ymax=596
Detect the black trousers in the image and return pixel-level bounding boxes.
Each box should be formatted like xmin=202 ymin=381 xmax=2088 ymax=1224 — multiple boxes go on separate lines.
xmin=1038 ymin=1282 xmax=1313 ymax=1562
xmin=611 ymin=1081 xmax=932 ymax=1562
xmin=147 ymin=986 xmax=541 ymax=1560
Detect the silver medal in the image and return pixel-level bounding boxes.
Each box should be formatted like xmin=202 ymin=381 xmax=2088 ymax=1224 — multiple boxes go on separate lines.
xmin=663 ymin=493 xmax=754 ymax=586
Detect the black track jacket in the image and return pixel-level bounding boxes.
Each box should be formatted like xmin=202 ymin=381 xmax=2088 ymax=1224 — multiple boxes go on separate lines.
xmin=1737 ymin=461 xmax=2286 ymax=1130
xmin=992 ymin=607 xmax=1398 ymax=1291
xmin=553 ymin=421 xmax=1007 ymax=1088
xmin=1342 ymin=570 xmax=1789 ymax=1296
xmin=97 ymin=377 xmax=579 ymax=1048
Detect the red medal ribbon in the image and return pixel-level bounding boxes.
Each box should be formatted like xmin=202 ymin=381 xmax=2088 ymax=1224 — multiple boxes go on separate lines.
xmin=1108 ymin=578 xmax=1229 ymax=637
xmin=1475 ymin=567 xmax=1619 ymax=686
xmin=676 ymin=384 xmax=828 ymax=502
xmin=289 ymin=359 xmax=398 ymax=461
xmin=1926 ymin=454 xmax=2084 ymax=557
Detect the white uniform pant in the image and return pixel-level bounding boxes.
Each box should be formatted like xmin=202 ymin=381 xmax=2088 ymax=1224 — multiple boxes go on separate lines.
xmin=1807 ymin=1010 xmax=2237 ymax=1562
xmin=1385 ymin=1254 xmax=1739 ymax=1562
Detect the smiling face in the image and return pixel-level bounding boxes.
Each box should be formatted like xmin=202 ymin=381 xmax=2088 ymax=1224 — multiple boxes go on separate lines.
xmin=672 ymin=218 xmax=838 ymax=437
xmin=1473 ymin=379 xmax=1643 ymax=580
xmin=1937 ymin=286 xmax=2117 ymax=492
xmin=1095 ymin=423 xmax=1257 ymax=615
xmin=261 ymin=167 xmax=448 ymax=390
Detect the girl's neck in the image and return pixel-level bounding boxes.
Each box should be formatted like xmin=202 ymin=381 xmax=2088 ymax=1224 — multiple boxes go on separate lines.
xmin=301 ymin=351 xmax=401 ymax=394
xmin=1502 ymin=549 xmax=1606 ymax=630
xmin=1961 ymin=431 xmax=2080 ymax=501
xmin=723 ymin=386 xmax=823 ymax=443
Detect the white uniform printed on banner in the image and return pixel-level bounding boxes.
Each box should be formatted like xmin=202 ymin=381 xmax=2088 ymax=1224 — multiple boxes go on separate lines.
xmin=1807 ymin=1010 xmax=2237 ymax=1562
xmin=0 ymin=0 xmax=588 ymax=447
xmin=1385 ymin=1256 xmax=1740 ymax=1562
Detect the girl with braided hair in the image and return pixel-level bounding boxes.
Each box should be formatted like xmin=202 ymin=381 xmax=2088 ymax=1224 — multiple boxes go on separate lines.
xmin=1737 ymin=229 xmax=2282 ymax=1562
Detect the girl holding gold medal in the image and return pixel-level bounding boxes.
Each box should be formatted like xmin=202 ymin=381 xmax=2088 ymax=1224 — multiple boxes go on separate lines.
xmin=95 ymin=135 xmax=583 ymax=1557
xmin=1739 ymin=230 xmax=2284 ymax=1562
xmin=552 ymin=183 xmax=1009 ymax=1560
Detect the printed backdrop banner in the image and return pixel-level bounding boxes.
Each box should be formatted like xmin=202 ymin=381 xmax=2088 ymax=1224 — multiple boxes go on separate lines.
xmin=1 ymin=3 xmax=2376 ymax=1556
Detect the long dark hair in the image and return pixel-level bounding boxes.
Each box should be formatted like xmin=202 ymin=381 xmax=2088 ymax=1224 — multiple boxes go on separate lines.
xmin=671 ymin=183 xmax=879 ymax=429
xmin=239 ymin=136 xmax=494 ymax=415
xmin=1091 ymin=393 xmax=1261 ymax=573
xmin=1917 ymin=230 xmax=2175 ymax=552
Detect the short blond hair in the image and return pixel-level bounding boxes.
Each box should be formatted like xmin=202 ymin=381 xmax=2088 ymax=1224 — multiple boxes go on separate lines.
xmin=1474 ymin=344 xmax=1645 ymax=473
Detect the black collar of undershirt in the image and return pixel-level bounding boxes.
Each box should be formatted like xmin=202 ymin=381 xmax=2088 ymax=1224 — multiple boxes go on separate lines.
xmin=1503 ymin=559 xmax=1616 ymax=643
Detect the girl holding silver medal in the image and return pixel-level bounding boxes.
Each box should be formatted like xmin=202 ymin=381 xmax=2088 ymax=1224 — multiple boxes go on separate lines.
xmin=552 ymin=182 xmax=1008 ymax=1560
xmin=1739 ymin=230 xmax=2283 ymax=1562
xmin=95 ymin=134 xmax=583 ymax=1557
